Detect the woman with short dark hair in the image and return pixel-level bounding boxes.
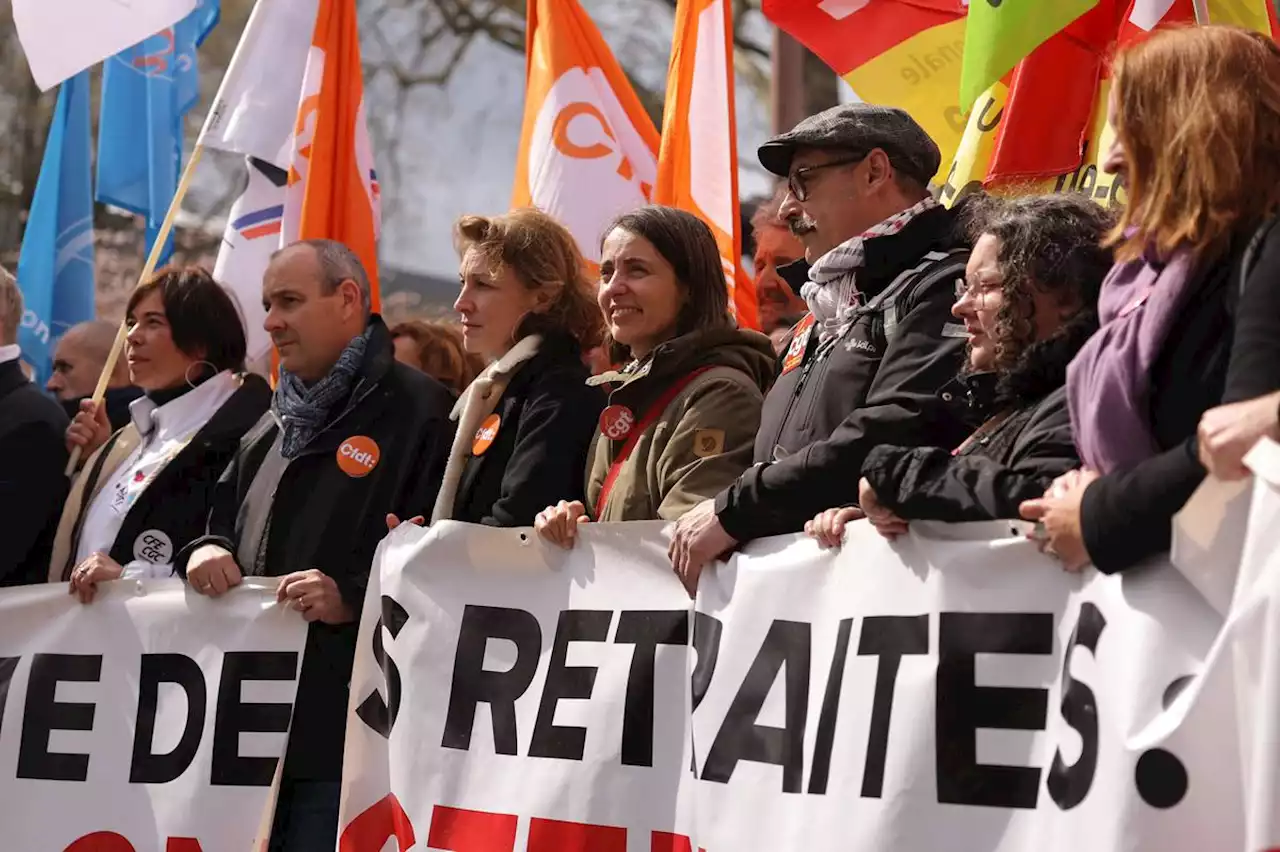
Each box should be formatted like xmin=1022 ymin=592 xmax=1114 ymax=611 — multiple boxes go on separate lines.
xmin=50 ymin=266 xmax=271 ymax=599
xmin=535 ymin=205 xmax=776 ymax=546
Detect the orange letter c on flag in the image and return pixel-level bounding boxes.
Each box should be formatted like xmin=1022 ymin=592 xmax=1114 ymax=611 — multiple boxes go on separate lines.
xmin=552 ymin=102 xmax=616 ymax=160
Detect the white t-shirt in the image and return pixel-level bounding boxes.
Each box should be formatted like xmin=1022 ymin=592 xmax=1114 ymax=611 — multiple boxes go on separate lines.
xmin=76 ymin=371 xmax=239 ymax=579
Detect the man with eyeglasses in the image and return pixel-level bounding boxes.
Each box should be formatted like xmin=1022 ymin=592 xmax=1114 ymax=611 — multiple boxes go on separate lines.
xmin=670 ymin=103 xmax=974 ymax=588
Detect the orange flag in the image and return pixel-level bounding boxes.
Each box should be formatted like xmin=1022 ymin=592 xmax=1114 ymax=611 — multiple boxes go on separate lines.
xmin=284 ymin=0 xmax=381 ymax=310
xmin=513 ymin=0 xmax=660 ymax=265
xmin=654 ymin=0 xmax=758 ymax=330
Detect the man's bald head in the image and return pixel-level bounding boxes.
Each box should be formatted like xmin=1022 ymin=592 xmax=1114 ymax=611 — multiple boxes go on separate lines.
xmin=45 ymin=320 xmax=130 ymax=400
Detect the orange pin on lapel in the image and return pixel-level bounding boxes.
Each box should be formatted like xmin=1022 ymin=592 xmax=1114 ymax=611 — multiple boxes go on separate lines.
xmin=473 ymin=414 xmax=501 ymax=456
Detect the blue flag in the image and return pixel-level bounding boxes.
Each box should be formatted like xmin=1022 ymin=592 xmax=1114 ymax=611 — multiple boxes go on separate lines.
xmin=16 ymin=71 xmax=96 ymax=388
xmin=96 ymin=0 xmax=220 ymax=266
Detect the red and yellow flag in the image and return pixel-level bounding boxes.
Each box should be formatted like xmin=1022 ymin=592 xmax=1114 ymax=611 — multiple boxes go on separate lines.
xmin=283 ymin=0 xmax=381 ymax=309
xmin=654 ymin=0 xmax=758 ymax=330
xmin=943 ymin=0 xmax=1280 ymax=207
xmin=761 ymin=0 xmax=968 ymax=182
xmin=512 ymin=0 xmax=660 ymax=265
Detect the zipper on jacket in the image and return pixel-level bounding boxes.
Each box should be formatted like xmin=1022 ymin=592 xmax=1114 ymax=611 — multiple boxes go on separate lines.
xmin=766 ymin=333 xmax=840 ymax=456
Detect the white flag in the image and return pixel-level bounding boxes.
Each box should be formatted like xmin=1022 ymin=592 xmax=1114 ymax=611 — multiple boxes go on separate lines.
xmin=13 ymin=0 xmax=196 ymax=90
xmin=198 ymin=0 xmax=321 ymax=165
xmin=214 ymin=157 xmax=289 ymax=363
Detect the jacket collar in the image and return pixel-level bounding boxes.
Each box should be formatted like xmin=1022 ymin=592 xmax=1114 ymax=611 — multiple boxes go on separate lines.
xmin=859 ymin=203 xmax=963 ymax=295
xmin=450 ymin=334 xmax=542 ymax=420
xmin=943 ymin=310 xmax=1100 ymax=417
xmin=0 ymin=358 xmax=29 ymax=401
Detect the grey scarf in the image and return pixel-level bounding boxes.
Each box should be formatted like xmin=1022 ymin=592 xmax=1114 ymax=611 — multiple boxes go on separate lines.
xmin=273 ymin=328 xmax=370 ymax=459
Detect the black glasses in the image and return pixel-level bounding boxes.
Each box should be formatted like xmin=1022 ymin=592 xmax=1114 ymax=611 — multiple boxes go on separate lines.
xmin=787 ymin=155 xmax=865 ymax=202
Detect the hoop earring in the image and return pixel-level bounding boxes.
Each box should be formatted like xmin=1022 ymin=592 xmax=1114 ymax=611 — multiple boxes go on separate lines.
xmin=185 ymin=360 xmax=216 ymax=389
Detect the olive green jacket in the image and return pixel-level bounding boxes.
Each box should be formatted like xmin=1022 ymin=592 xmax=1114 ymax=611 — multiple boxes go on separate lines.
xmin=586 ymin=327 xmax=776 ymax=521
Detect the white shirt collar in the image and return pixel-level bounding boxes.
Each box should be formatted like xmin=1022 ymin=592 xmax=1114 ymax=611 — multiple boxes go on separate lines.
xmin=0 ymin=344 xmax=20 ymax=365
xmin=129 ymin=371 xmax=238 ymax=439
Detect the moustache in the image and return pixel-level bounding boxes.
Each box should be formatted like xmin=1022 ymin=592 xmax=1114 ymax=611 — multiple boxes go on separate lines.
xmin=787 ymin=217 xmax=817 ymax=237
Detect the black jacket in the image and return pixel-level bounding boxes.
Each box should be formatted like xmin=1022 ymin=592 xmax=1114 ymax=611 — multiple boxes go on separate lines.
xmin=0 ymin=359 xmax=69 ymax=585
xmin=452 ymin=333 xmax=606 ymax=526
xmin=861 ymin=315 xmax=1093 ymax=522
xmin=177 ymin=317 xmax=454 ymax=780
xmin=53 ymin=374 xmax=272 ymax=581
xmin=1078 ymin=224 xmax=1280 ymax=573
xmin=715 ymin=203 xmax=973 ymax=539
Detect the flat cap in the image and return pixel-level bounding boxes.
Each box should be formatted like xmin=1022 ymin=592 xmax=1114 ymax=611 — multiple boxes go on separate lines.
xmin=758 ymin=103 xmax=941 ymax=185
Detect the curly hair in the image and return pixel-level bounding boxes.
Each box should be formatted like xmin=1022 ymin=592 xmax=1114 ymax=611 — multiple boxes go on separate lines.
xmin=390 ymin=319 xmax=482 ymax=395
xmin=454 ymin=208 xmax=604 ymax=351
xmin=964 ymin=193 xmax=1117 ymax=373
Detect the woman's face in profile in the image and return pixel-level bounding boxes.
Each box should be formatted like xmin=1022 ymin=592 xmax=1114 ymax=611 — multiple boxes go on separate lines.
xmin=1102 ymin=88 xmax=1130 ymax=181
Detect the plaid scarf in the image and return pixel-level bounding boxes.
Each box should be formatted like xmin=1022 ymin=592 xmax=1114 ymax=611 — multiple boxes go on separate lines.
xmin=273 ymin=328 xmax=370 ymax=459
xmin=802 ymin=196 xmax=939 ymax=341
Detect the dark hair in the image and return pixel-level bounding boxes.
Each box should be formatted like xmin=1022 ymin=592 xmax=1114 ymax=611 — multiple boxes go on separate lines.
xmin=454 ymin=209 xmax=604 ymax=350
xmin=964 ymin=193 xmax=1116 ymax=372
xmin=601 ymin=206 xmax=732 ymax=362
xmin=390 ymin=319 xmax=482 ymax=395
xmin=126 ymin=266 xmax=247 ymax=373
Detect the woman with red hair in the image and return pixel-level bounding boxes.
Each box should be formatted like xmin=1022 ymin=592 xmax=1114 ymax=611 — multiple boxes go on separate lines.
xmin=1023 ymin=25 xmax=1280 ymax=573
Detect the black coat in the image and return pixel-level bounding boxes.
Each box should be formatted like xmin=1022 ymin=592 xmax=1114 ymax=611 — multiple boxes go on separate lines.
xmin=715 ymin=203 xmax=973 ymax=539
xmin=1079 ymin=223 xmax=1280 ymax=573
xmin=452 ymin=333 xmax=606 ymax=526
xmin=53 ymin=374 xmax=272 ymax=581
xmin=177 ymin=317 xmax=455 ymax=781
xmin=60 ymin=385 xmax=145 ymax=431
xmin=0 ymin=359 xmax=69 ymax=586
xmin=860 ymin=315 xmax=1093 ymax=522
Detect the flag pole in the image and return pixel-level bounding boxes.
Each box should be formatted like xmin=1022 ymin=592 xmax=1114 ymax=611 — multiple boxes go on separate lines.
xmin=64 ymin=143 xmax=206 ymax=476
xmin=1191 ymin=0 xmax=1210 ymax=23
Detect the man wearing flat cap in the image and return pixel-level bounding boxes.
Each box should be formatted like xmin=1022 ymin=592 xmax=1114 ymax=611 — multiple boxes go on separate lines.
xmin=672 ymin=103 xmax=973 ymax=585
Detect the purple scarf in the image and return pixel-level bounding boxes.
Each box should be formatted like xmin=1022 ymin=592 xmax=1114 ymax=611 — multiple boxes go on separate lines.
xmin=1066 ymin=248 xmax=1199 ymax=474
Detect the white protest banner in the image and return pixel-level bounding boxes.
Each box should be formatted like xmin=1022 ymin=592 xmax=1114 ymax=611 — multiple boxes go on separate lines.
xmin=12 ymin=0 xmax=197 ymax=90
xmin=340 ymin=508 xmax=1280 ymax=851
xmin=0 ymin=578 xmax=309 ymax=852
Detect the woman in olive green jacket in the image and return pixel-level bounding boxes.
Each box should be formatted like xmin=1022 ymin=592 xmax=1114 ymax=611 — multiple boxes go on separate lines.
xmin=535 ymin=206 xmax=775 ymax=543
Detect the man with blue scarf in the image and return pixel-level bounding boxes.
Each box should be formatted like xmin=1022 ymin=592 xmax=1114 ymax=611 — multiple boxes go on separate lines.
xmin=177 ymin=239 xmax=454 ymax=852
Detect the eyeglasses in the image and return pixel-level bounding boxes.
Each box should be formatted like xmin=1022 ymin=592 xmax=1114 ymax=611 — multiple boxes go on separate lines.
xmin=955 ymin=277 xmax=1003 ymax=304
xmin=787 ymin=155 xmax=865 ymax=202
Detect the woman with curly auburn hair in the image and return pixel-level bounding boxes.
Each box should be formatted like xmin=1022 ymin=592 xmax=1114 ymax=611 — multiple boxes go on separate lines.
xmin=390 ymin=318 xmax=482 ymax=395
xmin=1022 ymin=25 xmax=1280 ymax=574
xmin=416 ymin=208 xmax=608 ymax=527
xmin=807 ymin=193 xmax=1116 ymax=545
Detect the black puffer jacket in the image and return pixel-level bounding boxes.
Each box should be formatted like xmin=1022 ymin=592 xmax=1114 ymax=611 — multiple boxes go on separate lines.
xmin=861 ymin=314 xmax=1095 ymax=521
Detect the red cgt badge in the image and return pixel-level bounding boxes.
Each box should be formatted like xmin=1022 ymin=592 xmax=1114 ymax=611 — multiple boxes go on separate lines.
xmin=599 ymin=404 xmax=635 ymax=441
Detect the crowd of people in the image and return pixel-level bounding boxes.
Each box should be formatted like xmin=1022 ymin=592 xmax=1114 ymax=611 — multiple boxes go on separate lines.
xmin=1 ymin=23 xmax=1279 ymax=852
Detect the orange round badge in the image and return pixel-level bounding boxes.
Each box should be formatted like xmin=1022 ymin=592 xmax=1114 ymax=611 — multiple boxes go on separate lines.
xmin=472 ymin=413 xmax=501 ymax=456
xmin=336 ymin=435 xmax=380 ymax=478
xmin=599 ymin=404 xmax=635 ymax=441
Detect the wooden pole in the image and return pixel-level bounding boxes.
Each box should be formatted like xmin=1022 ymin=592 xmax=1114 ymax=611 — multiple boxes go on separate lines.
xmin=771 ymin=29 xmax=807 ymax=137
xmin=1191 ymin=0 xmax=1211 ymax=23
xmin=64 ymin=143 xmax=206 ymax=476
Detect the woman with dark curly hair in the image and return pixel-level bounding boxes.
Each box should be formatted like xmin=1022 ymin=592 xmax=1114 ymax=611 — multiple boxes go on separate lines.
xmin=807 ymin=194 xmax=1115 ymax=545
